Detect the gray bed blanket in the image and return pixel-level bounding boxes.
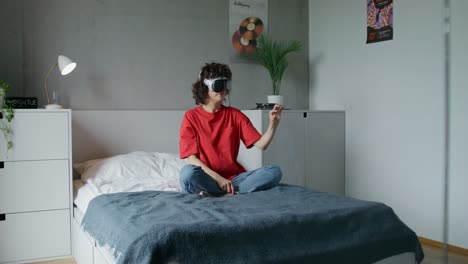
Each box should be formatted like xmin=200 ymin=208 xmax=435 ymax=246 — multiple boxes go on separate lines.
xmin=81 ymin=185 xmax=424 ymax=264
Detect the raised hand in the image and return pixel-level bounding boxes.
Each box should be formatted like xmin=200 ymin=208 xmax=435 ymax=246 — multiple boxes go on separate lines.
xmin=269 ymin=104 xmax=284 ymax=128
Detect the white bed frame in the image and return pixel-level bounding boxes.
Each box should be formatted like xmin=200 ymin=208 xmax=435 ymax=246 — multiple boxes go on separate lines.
xmin=70 ymin=110 xmax=417 ymax=264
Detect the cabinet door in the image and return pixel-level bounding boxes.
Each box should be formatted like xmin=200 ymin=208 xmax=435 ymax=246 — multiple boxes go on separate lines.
xmin=238 ymin=111 xmax=263 ymax=171
xmin=0 ymin=160 xmax=70 ymax=213
xmin=306 ymin=112 xmax=345 ymax=195
xmin=0 ymin=210 xmax=71 ymax=263
xmin=4 ymin=112 xmax=69 ymax=161
xmin=263 ymin=112 xmax=306 ymax=186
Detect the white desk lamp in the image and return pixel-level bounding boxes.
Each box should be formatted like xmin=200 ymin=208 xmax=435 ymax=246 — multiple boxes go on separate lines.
xmin=44 ymin=55 xmax=77 ymax=109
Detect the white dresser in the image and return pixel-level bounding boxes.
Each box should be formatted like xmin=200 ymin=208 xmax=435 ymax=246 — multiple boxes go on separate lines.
xmin=239 ymin=110 xmax=345 ymax=195
xmin=0 ymin=109 xmax=72 ymax=263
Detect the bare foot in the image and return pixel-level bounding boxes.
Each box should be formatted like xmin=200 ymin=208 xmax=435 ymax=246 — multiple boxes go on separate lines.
xmin=199 ymin=191 xmax=235 ymax=198
xmin=199 ymin=191 xmax=216 ymax=197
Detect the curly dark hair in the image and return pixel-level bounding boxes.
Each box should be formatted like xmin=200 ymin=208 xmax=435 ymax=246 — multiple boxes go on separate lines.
xmin=192 ymin=62 xmax=232 ymax=105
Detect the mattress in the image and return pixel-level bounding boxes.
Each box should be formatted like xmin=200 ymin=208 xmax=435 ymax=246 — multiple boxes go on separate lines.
xmin=73 ymin=179 xmax=98 ymax=214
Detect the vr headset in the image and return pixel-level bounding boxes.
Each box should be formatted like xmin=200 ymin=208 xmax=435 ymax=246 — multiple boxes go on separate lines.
xmin=203 ymin=77 xmax=232 ymax=93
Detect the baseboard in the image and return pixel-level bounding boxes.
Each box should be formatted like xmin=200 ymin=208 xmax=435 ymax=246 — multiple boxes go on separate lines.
xmin=419 ymin=236 xmax=468 ymax=256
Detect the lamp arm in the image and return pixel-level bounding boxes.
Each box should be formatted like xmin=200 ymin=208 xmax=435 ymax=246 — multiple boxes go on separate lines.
xmin=44 ymin=63 xmax=58 ymax=105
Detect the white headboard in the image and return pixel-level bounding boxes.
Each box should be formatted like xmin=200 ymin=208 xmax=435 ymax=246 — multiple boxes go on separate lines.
xmin=72 ymin=110 xmax=262 ymax=170
xmin=72 ymin=110 xmax=185 ymax=163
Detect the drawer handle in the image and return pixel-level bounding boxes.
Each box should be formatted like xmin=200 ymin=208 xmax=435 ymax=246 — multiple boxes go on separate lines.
xmin=0 ymin=161 xmax=3 ymax=169
xmin=0 ymin=214 xmax=5 ymax=221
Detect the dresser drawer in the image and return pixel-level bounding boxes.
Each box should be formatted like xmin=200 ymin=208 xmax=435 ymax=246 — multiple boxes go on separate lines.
xmin=0 ymin=160 xmax=69 ymax=213
xmin=0 ymin=209 xmax=71 ymax=263
xmin=4 ymin=112 xmax=69 ymax=161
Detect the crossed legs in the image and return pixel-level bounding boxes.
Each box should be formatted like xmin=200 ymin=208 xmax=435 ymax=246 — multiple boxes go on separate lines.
xmin=179 ymin=164 xmax=282 ymax=196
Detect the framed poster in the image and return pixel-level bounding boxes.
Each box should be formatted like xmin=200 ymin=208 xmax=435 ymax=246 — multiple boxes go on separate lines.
xmin=229 ymin=0 xmax=268 ymax=62
xmin=367 ymin=0 xmax=393 ymax=44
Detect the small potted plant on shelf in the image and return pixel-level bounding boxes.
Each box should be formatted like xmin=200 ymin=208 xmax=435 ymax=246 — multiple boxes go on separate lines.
xmin=0 ymin=80 xmax=14 ymax=152
xmin=242 ymin=34 xmax=303 ymax=105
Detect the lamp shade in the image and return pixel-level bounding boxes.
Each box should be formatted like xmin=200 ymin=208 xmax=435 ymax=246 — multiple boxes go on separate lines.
xmin=58 ymin=55 xmax=76 ymax=75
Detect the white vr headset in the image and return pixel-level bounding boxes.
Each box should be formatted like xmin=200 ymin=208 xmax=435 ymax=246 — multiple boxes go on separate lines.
xmin=203 ymin=77 xmax=232 ymax=93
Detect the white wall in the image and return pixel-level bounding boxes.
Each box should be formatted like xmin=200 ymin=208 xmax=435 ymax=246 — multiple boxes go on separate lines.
xmin=309 ymin=0 xmax=446 ymax=243
xmin=449 ymin=0 xmax=468 ymax=249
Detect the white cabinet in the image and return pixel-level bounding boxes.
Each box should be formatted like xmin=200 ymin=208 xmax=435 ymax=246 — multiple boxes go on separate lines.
xmin=0 ymin=110 xmax=72 ymax=263
xmin=240 ymin=110 xmax=345 ymax=195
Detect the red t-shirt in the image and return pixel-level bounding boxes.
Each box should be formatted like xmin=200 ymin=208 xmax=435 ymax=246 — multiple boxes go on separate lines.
xmin=179 ymin=105 xmax=261 ymax=180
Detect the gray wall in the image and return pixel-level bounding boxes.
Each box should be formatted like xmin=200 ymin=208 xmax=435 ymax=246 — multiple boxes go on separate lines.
xmin=20 ymin=0 xmax=309 ymax=110
xmin=0 ymin=0 xmax=23 ymax=95
xmin=309 ymin=0 xmax=468 ymax=248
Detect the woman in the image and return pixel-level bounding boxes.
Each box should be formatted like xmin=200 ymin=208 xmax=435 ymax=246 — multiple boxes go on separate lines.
xmin=179 ymin=62 xmax=284 ymax=197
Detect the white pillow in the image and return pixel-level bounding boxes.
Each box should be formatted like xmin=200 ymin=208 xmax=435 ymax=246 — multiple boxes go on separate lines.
xmin=74 ymin=151 xmax=187 ymax=194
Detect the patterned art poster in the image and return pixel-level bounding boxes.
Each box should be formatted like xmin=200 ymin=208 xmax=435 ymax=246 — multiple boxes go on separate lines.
xmin=367 ymin=0 xmax=393 ymax=44
xmin=229 ymin=0 xmax=268 ymax=63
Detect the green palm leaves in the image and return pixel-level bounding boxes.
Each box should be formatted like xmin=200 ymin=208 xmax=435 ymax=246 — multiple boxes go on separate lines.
xmin=242 ymin=35 xmax=302 ymax=95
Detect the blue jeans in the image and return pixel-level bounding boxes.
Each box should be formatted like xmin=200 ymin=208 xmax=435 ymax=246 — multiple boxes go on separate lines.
xmin=179 ymin=164 xmax=282 ymax=195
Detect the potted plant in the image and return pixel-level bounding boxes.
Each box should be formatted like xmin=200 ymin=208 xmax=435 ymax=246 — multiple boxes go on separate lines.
xmin=242 ymin=34 xmax=303 ymax=104
xmin=0 ymin=80 xmax=14 ymax=151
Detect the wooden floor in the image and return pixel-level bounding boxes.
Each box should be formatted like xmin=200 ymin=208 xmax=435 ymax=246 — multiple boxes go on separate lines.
xmin=422 ymin=244 xmax=468 ymax=264
xmin=30 ymin=258 xmax=76 ymax=264
xmin=31 ymin=244 xmax=468 ymax=264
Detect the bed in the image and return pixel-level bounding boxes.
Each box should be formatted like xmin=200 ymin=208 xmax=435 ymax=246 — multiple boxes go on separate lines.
xmin=71 ymin=110 xmax=424 ymax=264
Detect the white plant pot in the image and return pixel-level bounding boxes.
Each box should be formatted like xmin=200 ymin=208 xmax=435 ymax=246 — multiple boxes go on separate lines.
xmin=267 ymin=95 xmax=283 ymax=104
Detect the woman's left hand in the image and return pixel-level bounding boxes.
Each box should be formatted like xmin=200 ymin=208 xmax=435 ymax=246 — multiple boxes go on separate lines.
xmin=269 ymin=104 xmax=284 ymax=128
